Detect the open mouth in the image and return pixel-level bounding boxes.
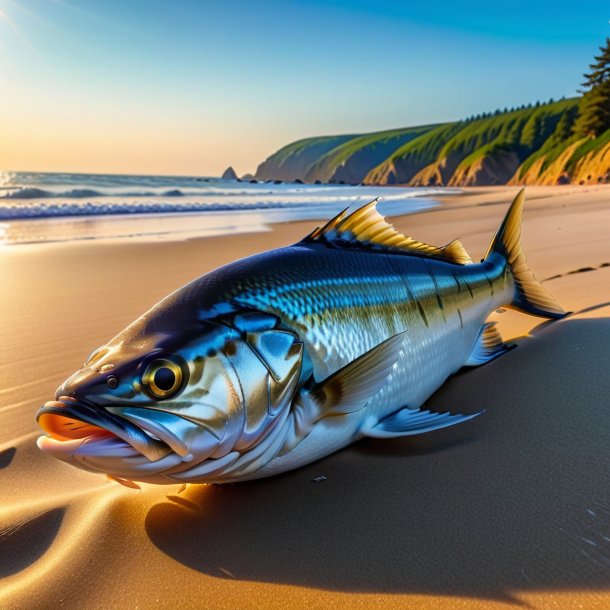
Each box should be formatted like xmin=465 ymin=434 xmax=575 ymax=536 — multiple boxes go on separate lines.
xmin=36 ymin=396 xmax=173 ymax=462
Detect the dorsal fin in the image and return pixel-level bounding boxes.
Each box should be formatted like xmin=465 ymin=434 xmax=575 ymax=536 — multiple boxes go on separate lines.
xmin=442 ymin=239 xmax=473 ymax=265
xmin=302 ymin=199 xmax=472 ymax=265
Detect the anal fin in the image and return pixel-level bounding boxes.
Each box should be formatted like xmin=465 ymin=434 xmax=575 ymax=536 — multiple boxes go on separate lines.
xmin=363 ymin=406 xmax=482 ymax=438
xmin=464 ymin=322 xmax=513 ymax=367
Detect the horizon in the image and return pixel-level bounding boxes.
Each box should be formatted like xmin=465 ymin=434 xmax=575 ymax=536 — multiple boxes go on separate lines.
xmin=0 ymin=1 xmax=607 ymax=176
xmin=0 ymin=96 xmax=580 ymax=179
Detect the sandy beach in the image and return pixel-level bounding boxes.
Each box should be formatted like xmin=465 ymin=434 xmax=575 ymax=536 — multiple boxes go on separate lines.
xmin=1 ymin=185 xmax=610 ymax=609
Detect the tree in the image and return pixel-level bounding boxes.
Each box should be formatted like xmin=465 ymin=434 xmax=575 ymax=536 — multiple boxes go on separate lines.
xmin=521 ymin=112 xmax=546 ymax=150
xmin=554 ymin=106 xmax=579 ymax=142
xmin=574 ymin=38 xmax=610 ymax=137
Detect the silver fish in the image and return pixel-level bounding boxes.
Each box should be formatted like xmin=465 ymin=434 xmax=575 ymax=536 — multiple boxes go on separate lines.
xmin=36 ymin=190 xmax=564 ymax=486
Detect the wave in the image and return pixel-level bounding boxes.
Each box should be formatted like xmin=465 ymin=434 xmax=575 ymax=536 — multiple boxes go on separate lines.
xmin=0 ymin=187 xmax=191 ymax=200
xmin=0 ymin=186 xmax=333 ymax=200
xmin=0 ymin=199 xmax=354 ymax=220
xmin=0 ymin=193 xmax=444 ymax=221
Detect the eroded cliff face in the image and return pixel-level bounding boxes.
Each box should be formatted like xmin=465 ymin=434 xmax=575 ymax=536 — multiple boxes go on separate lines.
xmin=409 ymin=152 xmax=463 ymax=186
xmin=570 ymin=141 xmax=610 ymax=183
xmin=295 ymin=126 xmax=439 ymax=185
xmin=365 ymin=153 xmax=439 ymax=185
xmin=511 ymin=139 xmax=610 ymax=185
xmin=254 ymin=135 xmax=355 ymax=182
xmin=304 ymin=130 xmax=424 ymax=184
xmin=449 ymin=150 xmax=521 ymax=186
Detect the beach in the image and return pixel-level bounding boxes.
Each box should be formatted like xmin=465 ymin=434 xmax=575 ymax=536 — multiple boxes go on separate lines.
xmin=1 ymin=185 xmax=610 ymax=608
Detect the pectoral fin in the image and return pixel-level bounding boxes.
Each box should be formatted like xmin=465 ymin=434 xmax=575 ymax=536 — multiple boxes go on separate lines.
xmin=284 ymin=332 xmax=406 ymax=454
xmin=363 ymin=406 xmax=482 ymax=438
xmin=308 ymin=331 xmax=406 ymax=417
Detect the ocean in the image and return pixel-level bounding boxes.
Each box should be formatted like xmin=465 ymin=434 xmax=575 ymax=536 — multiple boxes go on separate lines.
xmin=0 ymin=171 xmax=454 ymax=245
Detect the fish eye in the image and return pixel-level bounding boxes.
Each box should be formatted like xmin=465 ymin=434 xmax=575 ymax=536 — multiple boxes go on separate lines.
xmin=142 ymin=357 xmax=185 ymax=399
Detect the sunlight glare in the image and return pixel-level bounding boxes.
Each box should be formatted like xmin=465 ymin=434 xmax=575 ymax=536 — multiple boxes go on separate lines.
xmin=0 ymin=1 xmax=36 ymax=52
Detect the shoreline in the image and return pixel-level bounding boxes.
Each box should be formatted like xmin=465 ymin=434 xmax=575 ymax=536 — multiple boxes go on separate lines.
xmin=0 ymin=189 xmax=442 ymax=246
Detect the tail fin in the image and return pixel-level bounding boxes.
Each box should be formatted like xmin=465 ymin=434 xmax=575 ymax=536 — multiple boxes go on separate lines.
xmin=485 ymin=189 xmax=565 ymax=319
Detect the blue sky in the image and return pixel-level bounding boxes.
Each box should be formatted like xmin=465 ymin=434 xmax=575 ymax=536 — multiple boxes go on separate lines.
xmin=0 ymin=0 xmax=607 ymax=175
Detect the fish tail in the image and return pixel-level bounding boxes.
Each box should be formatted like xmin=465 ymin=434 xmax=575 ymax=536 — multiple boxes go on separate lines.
xmin=485 ymin=189 xmax=565 ymax=319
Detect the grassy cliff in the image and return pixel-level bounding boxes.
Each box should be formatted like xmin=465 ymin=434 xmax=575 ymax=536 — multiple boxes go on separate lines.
xmin=254 ymin=134 xmax=356 ymax=181
xmin=254 ymin=97 xmax=610 ymax=186
xmin=302 ymin=125 xmax=440 ymax=184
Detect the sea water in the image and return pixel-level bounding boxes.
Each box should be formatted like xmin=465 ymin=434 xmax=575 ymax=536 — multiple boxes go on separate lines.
xmin=0 ymin=171 xmax=455 ymax=245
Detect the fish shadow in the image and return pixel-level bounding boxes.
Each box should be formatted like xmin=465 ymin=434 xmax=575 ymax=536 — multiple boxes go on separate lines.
xmin=146 ymin=317 xmax=610 ymax=600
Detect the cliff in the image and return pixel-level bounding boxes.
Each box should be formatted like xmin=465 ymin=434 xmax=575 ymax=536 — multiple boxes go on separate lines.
xmin=302 ymin=125 xmax=439 ymax=184
xmin=512 ymin=130 xmax=610 ymax=185
xmin=253 ymin=97 xmax=610 ymax=186
xmin=254 ymin=135 xmax=355 ymax=181
xmin=406 ymin=100 xmax=577 ymax=186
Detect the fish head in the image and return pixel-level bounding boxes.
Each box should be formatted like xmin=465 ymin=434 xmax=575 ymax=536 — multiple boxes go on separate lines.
xmin=36 ymin=306 xmax=303 ymax=484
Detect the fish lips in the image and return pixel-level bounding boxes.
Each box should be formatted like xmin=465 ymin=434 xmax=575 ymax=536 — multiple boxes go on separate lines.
xmin=36 ymin=396 xmax=172 ymax=462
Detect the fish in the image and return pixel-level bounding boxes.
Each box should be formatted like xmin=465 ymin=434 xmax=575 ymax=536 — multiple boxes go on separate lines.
xmin=36 ymin=189 xmax=564 ymax=486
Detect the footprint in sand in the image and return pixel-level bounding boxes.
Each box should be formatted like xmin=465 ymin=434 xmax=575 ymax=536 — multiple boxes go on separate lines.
xmin=542 ymin=262 xmax=610 ymax=283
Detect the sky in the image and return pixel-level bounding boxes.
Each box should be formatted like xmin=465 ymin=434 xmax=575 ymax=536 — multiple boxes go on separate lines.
xmin=0 ymin=0 xmax=608 ymax=177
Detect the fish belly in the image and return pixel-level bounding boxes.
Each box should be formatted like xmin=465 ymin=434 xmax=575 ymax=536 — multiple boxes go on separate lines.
xmin=252 ymin=296 xmax=496 ymax=479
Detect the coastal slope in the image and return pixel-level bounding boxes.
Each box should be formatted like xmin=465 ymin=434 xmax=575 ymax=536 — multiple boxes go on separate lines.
xmin=302 ymin=125 xmax=440 ymax=184
xmin=254 ymin=98 xmax=610 ymax=185
xmin=254 ymin=134 xmax=356 ymax=182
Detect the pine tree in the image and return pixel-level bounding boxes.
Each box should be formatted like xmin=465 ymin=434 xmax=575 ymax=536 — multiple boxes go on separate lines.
xmin=574 ymin=38 xmax=610 ymax=137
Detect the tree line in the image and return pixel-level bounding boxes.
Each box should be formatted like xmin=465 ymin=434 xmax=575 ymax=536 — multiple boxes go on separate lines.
xmin=460 ymin=37 xmax=610 ymax=140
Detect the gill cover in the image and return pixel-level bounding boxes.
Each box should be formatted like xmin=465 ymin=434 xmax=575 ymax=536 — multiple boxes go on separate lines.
xmin=219 ymin=311 xmax=304 ymax=453
xmin=104 ymin=310 xmax=304 ymax=469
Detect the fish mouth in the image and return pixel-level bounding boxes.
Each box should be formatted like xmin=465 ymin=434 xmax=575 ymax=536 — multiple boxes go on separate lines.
xmin=36 ymin=396 xmax=173 ymax=463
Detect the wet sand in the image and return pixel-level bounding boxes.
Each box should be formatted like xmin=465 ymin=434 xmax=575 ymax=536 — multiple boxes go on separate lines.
xmin=1 ymin=185 xmax=610 ymax=608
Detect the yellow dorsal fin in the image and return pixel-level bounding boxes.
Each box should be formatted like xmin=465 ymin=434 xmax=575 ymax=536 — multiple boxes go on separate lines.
xmin=303 ymin=199 xmax=471 ymax=265
xmin=442 ymin=239 xmax=473 ymax=265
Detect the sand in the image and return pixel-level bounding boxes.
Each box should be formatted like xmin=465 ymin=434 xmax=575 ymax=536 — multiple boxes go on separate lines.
xmin=1 ymin=185 xmax=610 ymax=609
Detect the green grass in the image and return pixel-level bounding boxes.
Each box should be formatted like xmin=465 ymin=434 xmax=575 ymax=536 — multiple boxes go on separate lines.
xmin=255 ymin=134 xmax=357 ymax=180
xmin=303 ymin=124 xmax=441 ymax=182
xmin=455 ymin=141 xmax=512 ymax=169
xmin=438 ymin=99 xmax=576 ymax=162
xmin=567 ymin=128 xmax=610 ymax=169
